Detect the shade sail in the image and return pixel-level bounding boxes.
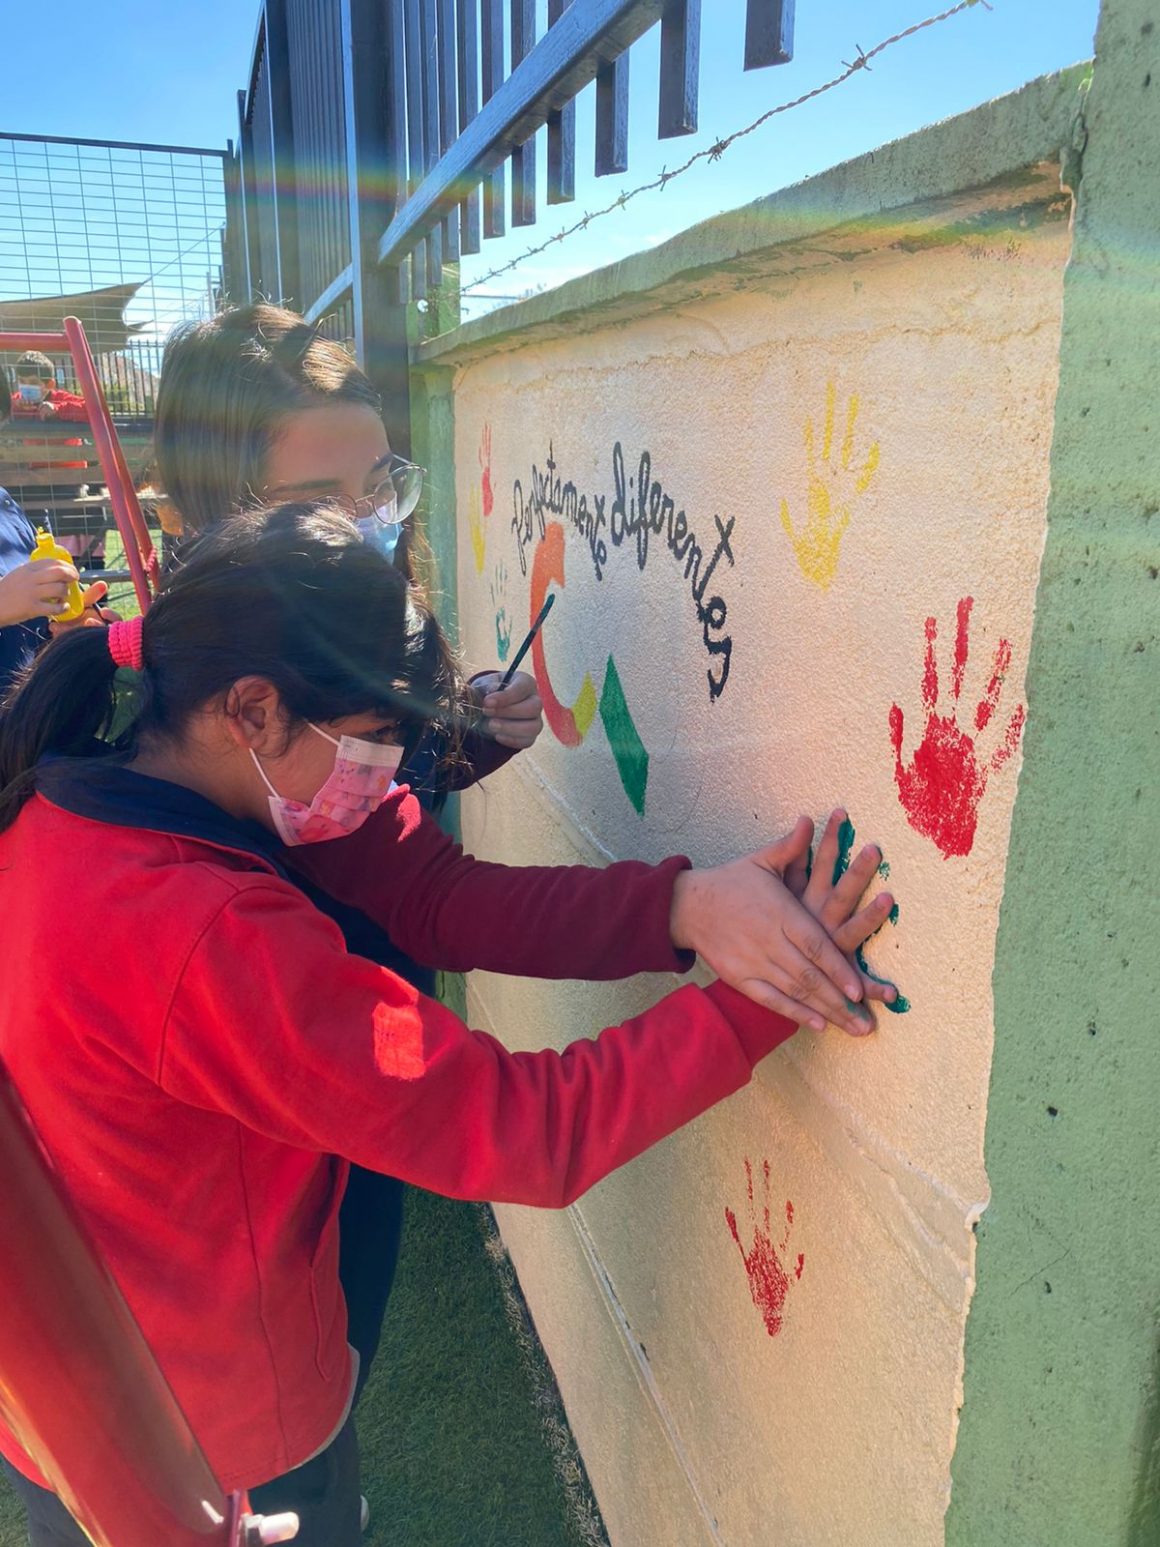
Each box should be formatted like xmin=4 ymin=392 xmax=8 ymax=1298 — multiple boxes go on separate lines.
xmin=0 ymin=285 xmax=146 ymax=353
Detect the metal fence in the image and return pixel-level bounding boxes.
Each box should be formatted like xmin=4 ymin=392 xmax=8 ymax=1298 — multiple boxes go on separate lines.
xmin=0 ymin=132 xmax=228 ymax=417
xmin=227 ymin=0 xmax=795 ymax=451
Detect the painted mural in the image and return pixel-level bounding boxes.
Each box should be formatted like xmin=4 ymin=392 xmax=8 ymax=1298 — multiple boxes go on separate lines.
xmin=890 ymin=597 xmax=1026 ymax=859
xmin=779 ymin=381 xmax=880 ymax=592
xmin=451 ymin=207 xmax=1070 ymax=1546
xmin=724 ymin=1159 xmax=805 ymax=1339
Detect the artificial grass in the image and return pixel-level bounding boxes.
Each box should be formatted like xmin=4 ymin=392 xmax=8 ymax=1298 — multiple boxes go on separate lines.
xmin=0 ymin=1190 xmax=605 ymax=1547
xmin=360 ymin=1191 xmax=605 ymax=1547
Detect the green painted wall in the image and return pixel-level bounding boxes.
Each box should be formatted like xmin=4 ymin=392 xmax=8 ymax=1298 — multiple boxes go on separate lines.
xmin=410 ymin=340 xmax=460 ymax=651
xmin=947 ymin=3 xmax=1160 ymax=1543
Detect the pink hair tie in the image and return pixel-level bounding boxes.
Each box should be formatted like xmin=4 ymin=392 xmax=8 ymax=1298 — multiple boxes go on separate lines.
xmin=106 ymin=615 xmax=145 ymax=671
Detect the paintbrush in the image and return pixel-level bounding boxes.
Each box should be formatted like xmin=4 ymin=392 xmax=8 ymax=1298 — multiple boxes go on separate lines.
xmin=498 ymin=592 xmax=555 ymax=688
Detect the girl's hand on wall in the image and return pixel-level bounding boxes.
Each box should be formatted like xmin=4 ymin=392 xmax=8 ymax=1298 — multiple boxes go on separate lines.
xmin=472 ymin=671 xmax=545 ymax=750
xmin=798 ymin=809 xmax=899 ymax=1013
xmin=669 ymin=815 xmax=893 ymax=1037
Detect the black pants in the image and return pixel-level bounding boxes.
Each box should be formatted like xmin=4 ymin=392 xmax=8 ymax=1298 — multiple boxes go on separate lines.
xmin=1 ymin=1420 xmax=361 ymax=1547
xmin=338 ymin=1165 xmax=406 ymax=1402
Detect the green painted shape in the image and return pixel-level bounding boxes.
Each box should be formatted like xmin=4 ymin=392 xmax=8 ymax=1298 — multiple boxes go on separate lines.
xmin=948 ymin=10 xmax=1160 ymax=1543
xmin=598 ymin=656 xmax=648 ymax=816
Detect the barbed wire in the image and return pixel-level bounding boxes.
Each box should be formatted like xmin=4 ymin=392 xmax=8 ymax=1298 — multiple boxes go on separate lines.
xmin=454 ymin=0 xmax=993 ymax=300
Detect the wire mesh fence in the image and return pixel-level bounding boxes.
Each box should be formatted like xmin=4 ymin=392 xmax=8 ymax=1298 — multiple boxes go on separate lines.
xmin=0 ymin=132 xmax=227 ymax=418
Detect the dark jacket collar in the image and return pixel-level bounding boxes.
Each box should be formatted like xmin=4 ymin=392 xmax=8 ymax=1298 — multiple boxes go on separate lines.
xmin=35 ymin=756 xmax=289 ymax=878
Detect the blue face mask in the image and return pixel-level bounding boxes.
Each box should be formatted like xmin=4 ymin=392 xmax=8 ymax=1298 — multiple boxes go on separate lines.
xmin=356 ymin=509 xmax=400 ymax=562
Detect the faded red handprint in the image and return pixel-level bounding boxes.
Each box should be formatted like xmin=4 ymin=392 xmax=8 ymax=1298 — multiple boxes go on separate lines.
xmin=889 ymin=596 xmax=1025 ymax=859
xmin=724 ymin=1158 xmax=804 ymax=1339
xmin=479 ymin=424 xmax=494 ymax=519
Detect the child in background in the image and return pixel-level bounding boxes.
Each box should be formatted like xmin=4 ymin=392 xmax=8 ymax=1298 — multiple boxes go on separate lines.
xmin=11 ymin=351 xmax=88 ymax=424
xmin=148 ymin=303 xmax=897 ymax=1435
xmin=9 ymin=351 xmax=105 ymax=573
xmin=0 ymin=505 xmax=894 ymax=1545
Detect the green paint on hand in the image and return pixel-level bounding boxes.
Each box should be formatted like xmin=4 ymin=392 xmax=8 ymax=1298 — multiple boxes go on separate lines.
xmin=857 ymin=945 xmax=911 ymax=1015
xmin=833 ymin=815 xmax=910 ymax=1013
xmin=832 ymin=816 xmax=856 ymax=884
xmin=599 ymin=657 xmax=649 ymax=816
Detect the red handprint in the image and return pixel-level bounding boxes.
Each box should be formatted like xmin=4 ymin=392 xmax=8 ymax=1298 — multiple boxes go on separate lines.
xmin=889 ymin=597 xmax=1025 ymax=859
xmin=479 ymin=424 xmax=494 ymax=519
xmin=724 ymin=1158 xmax=804 ymax=1339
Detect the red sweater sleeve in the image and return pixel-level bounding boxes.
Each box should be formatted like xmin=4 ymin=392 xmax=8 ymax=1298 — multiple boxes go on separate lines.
xmin=161 ymin=879 xmax=796 ymax=1207
xmin=44 ymin=391 xmax=89 ymax=423
xmin=286 ymin=787 xmax=695 ymax=979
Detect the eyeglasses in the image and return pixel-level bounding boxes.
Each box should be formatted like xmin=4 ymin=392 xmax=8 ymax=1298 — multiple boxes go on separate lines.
xmin=334 ymin=457 xmax=425 ymax=529
xmin=268 ymin=457 xmax=426 ymax=528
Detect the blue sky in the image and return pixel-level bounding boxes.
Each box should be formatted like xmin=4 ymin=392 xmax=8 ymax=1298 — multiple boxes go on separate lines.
xmin=2 ymin=0 xmax=1099 ymax=313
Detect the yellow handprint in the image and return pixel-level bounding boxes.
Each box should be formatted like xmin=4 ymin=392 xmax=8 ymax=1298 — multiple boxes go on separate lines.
xmin=467 ymin=485 xmax=486 ymax=574
xmin=780 ymin=382 xmax=880 ymax=591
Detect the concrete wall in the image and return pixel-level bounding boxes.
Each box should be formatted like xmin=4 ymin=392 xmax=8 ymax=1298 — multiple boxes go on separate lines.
xmin=947 ymin=5 xmax=1160 ymax=1543
xmin=412 ymin=42 xmax=1152 ymax=1543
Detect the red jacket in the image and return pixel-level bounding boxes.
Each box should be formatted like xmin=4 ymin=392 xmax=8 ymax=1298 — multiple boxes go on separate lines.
xmin=10 ymin=393 xmax=90 ymax=474
xmin=10 ymin=389 xmax=89 ymax=425
xmin=0 ymin=765 xmax=796 ymax=1492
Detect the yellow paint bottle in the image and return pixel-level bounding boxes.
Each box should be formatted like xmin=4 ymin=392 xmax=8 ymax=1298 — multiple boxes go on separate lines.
xmin=32 ymin=530 xmax=85 ymax=623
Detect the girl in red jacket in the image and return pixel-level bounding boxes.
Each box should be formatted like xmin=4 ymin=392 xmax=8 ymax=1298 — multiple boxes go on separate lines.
xmin=0 ymin=505 xmax=892 ymax=1545
xmin=147 ymin=303 xmax=896 ymax=1421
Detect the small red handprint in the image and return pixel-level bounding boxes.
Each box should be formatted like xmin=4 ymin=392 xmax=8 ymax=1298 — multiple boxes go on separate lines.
xmin=724 ymin=1158 xmax=804 ymax=1339
xmin=889 ymin=597 xmax=1025 ymax=860
xmin=479 ymin=424 xmax=494 ymax=519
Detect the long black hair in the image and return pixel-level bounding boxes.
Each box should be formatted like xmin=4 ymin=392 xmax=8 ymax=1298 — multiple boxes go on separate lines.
xmin=0 ymin=503 xmax=466 ymax=832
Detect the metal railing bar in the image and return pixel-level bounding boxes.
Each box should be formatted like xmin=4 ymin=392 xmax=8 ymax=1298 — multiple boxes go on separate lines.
xmin=377 ymin=0 xmax=666 ymax=267
xmin=0 ymin=130 xmax=228 ymax=160
xmin=436 ymin=0 xmax=460 ymax=260
xmin=511 ymin=0 xmax=537 ymax=227
xmin=744 ymin=0 xmax=795 ymax=68
xmin=420 ymin=0 xmax=444 ymax=285
xmin=456 ymin=0 xmax=483 ymax=254
xmin=658 ymin=0 xmax=700 ymax=138
xmin=595 ymin=51 xmax=630 ymax=175
xmin=480 ymin=0 xmax=506 ymax=239
xmin=547 ymin=0 xmax=577 ymax=205
xmin=403 ymin=0 xmax=430 ymax=297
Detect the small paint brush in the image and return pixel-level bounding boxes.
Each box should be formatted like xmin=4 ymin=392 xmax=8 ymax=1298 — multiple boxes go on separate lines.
xmin=498 ymin=593 xmax=555 ymax=688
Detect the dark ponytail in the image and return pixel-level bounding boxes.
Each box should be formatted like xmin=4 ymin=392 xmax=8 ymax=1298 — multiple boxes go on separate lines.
xmin=0 ymin=626 xmax=125 ymax=826
xmin=0 ymin=502 xmax=467 ymax=833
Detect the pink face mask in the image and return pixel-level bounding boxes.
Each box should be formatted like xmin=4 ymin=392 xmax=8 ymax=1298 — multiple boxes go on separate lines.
xmin=251 ymin=723 xmax=403 ymax=846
